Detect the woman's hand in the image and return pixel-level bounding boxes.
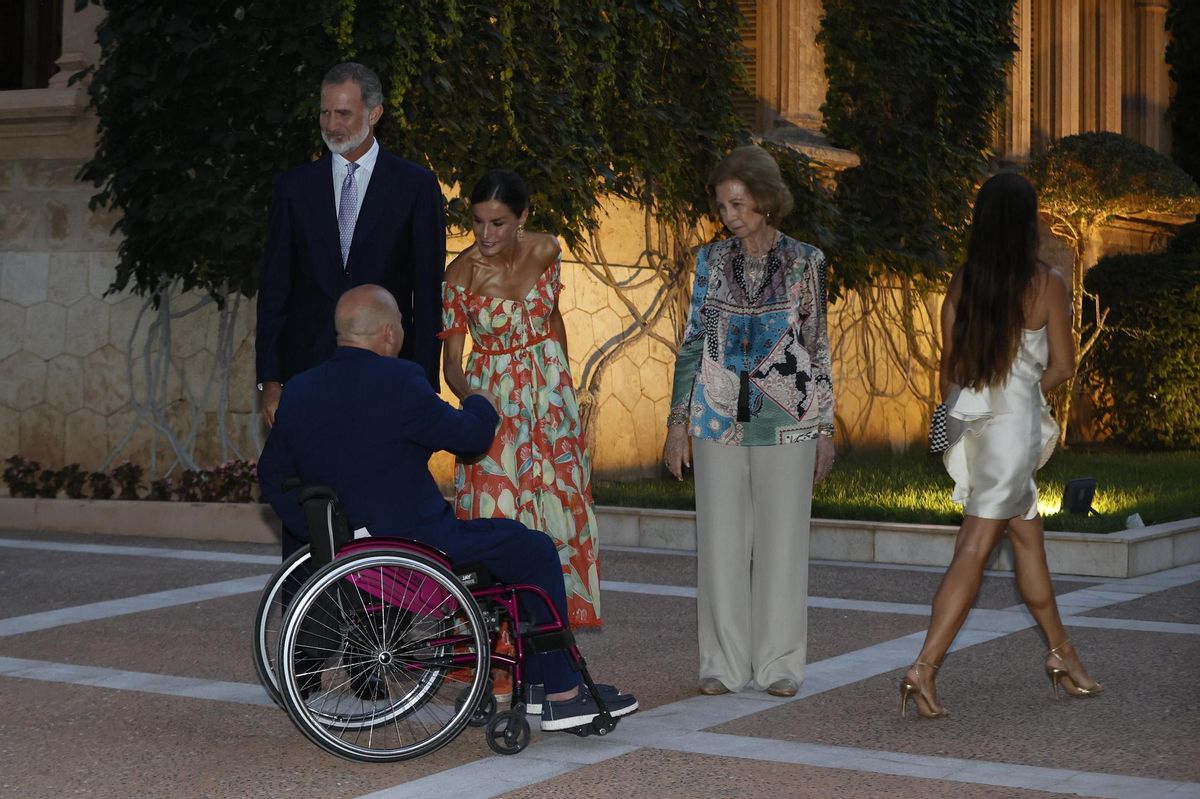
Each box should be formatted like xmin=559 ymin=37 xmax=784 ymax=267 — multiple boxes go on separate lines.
xmin=663 ymin=425 xmax=692 ymax=481
xmin=813 ymin=435 xmax=835 ymax=485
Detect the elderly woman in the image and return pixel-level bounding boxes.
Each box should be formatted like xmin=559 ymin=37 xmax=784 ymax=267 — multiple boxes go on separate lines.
xmin=664 ymin=144 xmax=836 ymax=698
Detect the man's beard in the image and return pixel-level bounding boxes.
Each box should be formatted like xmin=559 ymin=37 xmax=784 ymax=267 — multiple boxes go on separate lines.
xmin=322 ymin=118 xmax=371 ymax=156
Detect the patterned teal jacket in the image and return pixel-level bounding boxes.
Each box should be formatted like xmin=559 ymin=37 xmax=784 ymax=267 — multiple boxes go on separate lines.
xmin=669 ymin=234 xmax=834 ymax=446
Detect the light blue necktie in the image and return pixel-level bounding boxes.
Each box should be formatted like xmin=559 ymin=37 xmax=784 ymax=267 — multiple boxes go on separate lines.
xmin=338 ymin=161 xmax=360 ymax=269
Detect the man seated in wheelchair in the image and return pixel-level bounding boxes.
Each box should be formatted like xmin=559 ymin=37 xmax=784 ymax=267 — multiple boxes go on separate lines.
xmin=258 ymin=284 xmax=637 ymax=732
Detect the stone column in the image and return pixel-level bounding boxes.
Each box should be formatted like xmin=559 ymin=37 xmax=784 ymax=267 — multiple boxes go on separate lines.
xmin=1135 ymin=0 xmax=1170 ymax=153
xmin=1097 ymin=0 xmax=1123 ymax=133
xmin=1081 ymin=0 xmax=1099 ymax=131
xmin=1122 ymin=0 xmax=1140 ymax=138
xmin=758 ymin=0 xmax=827 ymax=134
xmin=1033 ymin=0 xmax=1053 ymax=151
xmin=756 ymin=1 xmax=858 ymax=174
xmin=1005 ymin=0 xmax=1033 ymax=161
xmin=47 ymin=0 xmax=103 ymax=90
xmin=1080 ymin=0 xmax=1123 ymax=133
xmin=1051 ymin=0 xmax=1081 ymax=139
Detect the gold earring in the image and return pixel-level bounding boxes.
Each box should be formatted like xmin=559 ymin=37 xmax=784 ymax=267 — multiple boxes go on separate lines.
xmin=518 ymin=224 xmax=525 ymax=240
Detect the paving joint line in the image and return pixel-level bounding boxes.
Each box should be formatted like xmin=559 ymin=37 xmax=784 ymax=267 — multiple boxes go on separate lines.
xmin=353 ymin=563 xmax=1200 ymax=798
xmin=2 ymin=538 xmax=1196 ymax=796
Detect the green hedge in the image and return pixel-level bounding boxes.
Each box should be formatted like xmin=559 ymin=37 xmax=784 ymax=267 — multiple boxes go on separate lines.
xmin=1084 ymin=224 xmax=1200 ymax=449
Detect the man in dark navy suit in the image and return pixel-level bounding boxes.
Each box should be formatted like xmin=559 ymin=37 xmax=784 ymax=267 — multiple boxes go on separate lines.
xmin=256 ymin=62 xmax=445 ymax=557
xmin=256 ymin=62 xmax=444 ymax=417
xmin=257 ymin=285 xmax=637 ymax=731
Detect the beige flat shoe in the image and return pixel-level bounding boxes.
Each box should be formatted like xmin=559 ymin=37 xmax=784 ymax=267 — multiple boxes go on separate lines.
xmin=698 ymin=677 xmax=730 ymax=695
xmin=766 ymin=679 xmax=798 ymax=697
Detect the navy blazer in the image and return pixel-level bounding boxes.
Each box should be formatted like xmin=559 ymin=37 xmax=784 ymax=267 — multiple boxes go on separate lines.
xmin=255 ymin=146 xmax=446 ymax=389
xmin=258 ymin=347 xmax=499 ymax=543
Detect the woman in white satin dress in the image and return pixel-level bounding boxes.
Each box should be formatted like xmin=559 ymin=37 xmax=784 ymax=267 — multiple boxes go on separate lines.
xmin=900 ymin=173 xmax=1103 ymax=719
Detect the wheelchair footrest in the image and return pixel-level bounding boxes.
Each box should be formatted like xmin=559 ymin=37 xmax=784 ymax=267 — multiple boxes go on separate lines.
xmin=560 ymin=715 xmax=618 ymax=738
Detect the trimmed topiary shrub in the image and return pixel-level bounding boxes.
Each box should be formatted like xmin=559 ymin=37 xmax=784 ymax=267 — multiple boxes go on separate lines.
xmin=1084 ymin=224 xmax=1200 ymax=449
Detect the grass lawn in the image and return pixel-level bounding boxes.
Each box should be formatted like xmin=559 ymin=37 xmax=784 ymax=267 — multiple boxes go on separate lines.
xmin=592 ymin=446 xmax=1200 ymax=533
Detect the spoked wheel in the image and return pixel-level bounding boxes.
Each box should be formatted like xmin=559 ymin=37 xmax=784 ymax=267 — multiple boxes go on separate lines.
xmin=485 ymin=710 xmax=531 ymax=755
xmin=277 ymin=550 xmax=489 ymax=762
xmin=252 ymin=546 xmax=316 ymax=707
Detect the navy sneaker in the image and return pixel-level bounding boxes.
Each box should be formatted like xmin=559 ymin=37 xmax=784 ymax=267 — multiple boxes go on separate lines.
xmin=525 ymin=682 xmax=628 ymax=715
xmin=540 ymin=688 xmax=638 ymax=731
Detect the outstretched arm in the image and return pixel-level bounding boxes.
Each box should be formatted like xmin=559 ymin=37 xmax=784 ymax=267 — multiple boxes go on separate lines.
xmin=1040 ymin=270 xmax=1075 ymax=394
xmin=401 ymin=374 xmax=500 ymax=458
xmin=938 ymin=270 xmax=963 ymax=403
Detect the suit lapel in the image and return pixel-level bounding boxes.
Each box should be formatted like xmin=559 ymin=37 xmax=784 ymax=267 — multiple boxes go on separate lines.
xmin=300 ymin=154 xmax=343 ymax=297
xmin=349 ymin=147 xmax=417 ymax=280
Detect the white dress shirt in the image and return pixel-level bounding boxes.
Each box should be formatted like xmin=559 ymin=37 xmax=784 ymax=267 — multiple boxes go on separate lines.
xmin=332 ymin=138 xmax=380 ymax=216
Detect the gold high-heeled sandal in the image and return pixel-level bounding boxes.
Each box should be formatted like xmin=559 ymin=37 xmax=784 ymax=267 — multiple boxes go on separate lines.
xmin=899 ymin=661 xmax=947 ymax=719
xmin=1044 ymin=639 xmax=1103 ymax=699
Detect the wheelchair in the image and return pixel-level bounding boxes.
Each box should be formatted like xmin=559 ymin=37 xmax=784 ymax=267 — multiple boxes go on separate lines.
xmin=251 ymin=486 xmax=622 ymax=763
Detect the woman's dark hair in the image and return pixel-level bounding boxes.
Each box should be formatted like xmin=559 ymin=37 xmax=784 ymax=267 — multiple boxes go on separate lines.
xmin=951 ymin=171 xmax=1041 ymax=389
xmin=470 ymin=169 xmax=529 ymax=216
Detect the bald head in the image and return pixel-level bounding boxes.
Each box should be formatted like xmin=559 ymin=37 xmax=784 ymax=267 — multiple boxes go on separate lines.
xmin=335 ymin=285 xmax=404 ymax=356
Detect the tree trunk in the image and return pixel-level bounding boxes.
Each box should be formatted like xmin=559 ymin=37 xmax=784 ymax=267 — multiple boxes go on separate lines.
xmin=1056 ymin=232 xmax=1090 ymax=444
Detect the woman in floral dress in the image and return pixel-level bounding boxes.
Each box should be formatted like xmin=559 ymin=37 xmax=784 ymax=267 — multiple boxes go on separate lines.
xmin=440 ymin=169 xmax=601 ymax=628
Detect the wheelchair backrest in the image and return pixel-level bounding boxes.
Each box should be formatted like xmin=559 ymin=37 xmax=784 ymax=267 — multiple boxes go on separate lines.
xmin=298 ymin=485 xmax=350 ymax=566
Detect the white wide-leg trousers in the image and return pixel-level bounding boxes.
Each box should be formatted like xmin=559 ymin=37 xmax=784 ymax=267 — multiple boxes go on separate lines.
xmin=692 ymin=437 xmax=815 ymax=690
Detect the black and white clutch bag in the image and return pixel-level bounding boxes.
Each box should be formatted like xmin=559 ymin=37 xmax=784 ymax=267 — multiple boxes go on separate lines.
xmin=928 ymin=403 xmax=950 ymax=454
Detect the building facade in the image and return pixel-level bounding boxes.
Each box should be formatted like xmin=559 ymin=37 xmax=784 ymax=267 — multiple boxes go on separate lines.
xmin=0 ymin=1 xmax=1182 ymax=484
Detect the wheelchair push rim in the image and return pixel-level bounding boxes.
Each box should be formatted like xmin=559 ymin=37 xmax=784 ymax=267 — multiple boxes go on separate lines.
xmin=277 ymin=550 xmax=490 ymax=762
xmin=251 ymin=546 xmax=315 ymax=708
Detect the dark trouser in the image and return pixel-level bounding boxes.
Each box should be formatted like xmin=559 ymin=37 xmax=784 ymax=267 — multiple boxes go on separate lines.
xmin=282 ymin=525 xmax=306 ymax=560
xmin=418 ymin=518 xmax=578 ymax=694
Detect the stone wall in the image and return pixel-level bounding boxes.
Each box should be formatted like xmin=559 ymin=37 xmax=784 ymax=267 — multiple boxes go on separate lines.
xmin=0 ymin=172 xmax=687 ymax=483
xmin=2 ymin=0 xmax=1184 ymax=484
xmin=5 ymin=161 xmax=1171 ymax=486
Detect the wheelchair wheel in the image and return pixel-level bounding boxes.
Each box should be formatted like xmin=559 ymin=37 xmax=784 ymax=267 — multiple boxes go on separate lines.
xmin=252 ymin=546 xmax=315 ymax=707
xmin=277 ymin=549 xmax=490 ymax=762
xmin=485 ymin=710 xmax=531 ymax=755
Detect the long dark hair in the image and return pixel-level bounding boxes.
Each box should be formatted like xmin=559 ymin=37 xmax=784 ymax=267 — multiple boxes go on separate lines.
xmin=950 ymin=172 xmax=1040 ymax=389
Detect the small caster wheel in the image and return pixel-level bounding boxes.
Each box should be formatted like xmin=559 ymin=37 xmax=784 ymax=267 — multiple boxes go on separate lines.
xmin=456 ymin=689 xmax=497 ymax=727
xmin=485 ymin=711 xmax=531 ymax=755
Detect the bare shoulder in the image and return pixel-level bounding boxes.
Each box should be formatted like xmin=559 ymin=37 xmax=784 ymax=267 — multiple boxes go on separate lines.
xmin=519 ymin=233 xmax=562 ymax=281
xmin=444 ymin=246 xmax=478 ymax=286
xmin=1040 ymin=264 xmax=1069 ymax=292
xmin=526 ymin=232 xmax=562 ymax=264
xmin=1034 ymin=264 xmax=1070 ymax=304
xmin=945 ymin=267 xmax=965 ymax=303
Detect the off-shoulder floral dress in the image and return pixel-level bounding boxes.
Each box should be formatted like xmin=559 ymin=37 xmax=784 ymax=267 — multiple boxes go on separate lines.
xmin=440 ymin=258 xmax=601 ymax=628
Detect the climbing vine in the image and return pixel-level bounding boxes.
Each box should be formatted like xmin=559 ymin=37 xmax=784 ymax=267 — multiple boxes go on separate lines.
xmin=818 ymin=0 xmax=1017 ymax=437
xmin=77 ymin=0 xmax=1024 ymax=471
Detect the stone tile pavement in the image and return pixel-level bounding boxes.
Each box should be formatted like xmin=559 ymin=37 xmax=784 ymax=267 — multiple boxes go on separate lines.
xmin=0 ymin=530 xmax=1197 ymax=799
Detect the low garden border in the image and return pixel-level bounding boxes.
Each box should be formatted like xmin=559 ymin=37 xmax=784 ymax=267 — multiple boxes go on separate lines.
xmin=1 ymin=497 xmax=1195 ymax=579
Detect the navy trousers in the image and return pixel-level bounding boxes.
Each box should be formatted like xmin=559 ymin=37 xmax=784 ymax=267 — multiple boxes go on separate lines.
xmin=399 ymin=517 xmax=577 ymax=693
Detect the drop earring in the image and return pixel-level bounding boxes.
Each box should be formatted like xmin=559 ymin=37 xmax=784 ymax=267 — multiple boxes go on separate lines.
xmin=518 ymin=224 xmax=525 ymax=240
